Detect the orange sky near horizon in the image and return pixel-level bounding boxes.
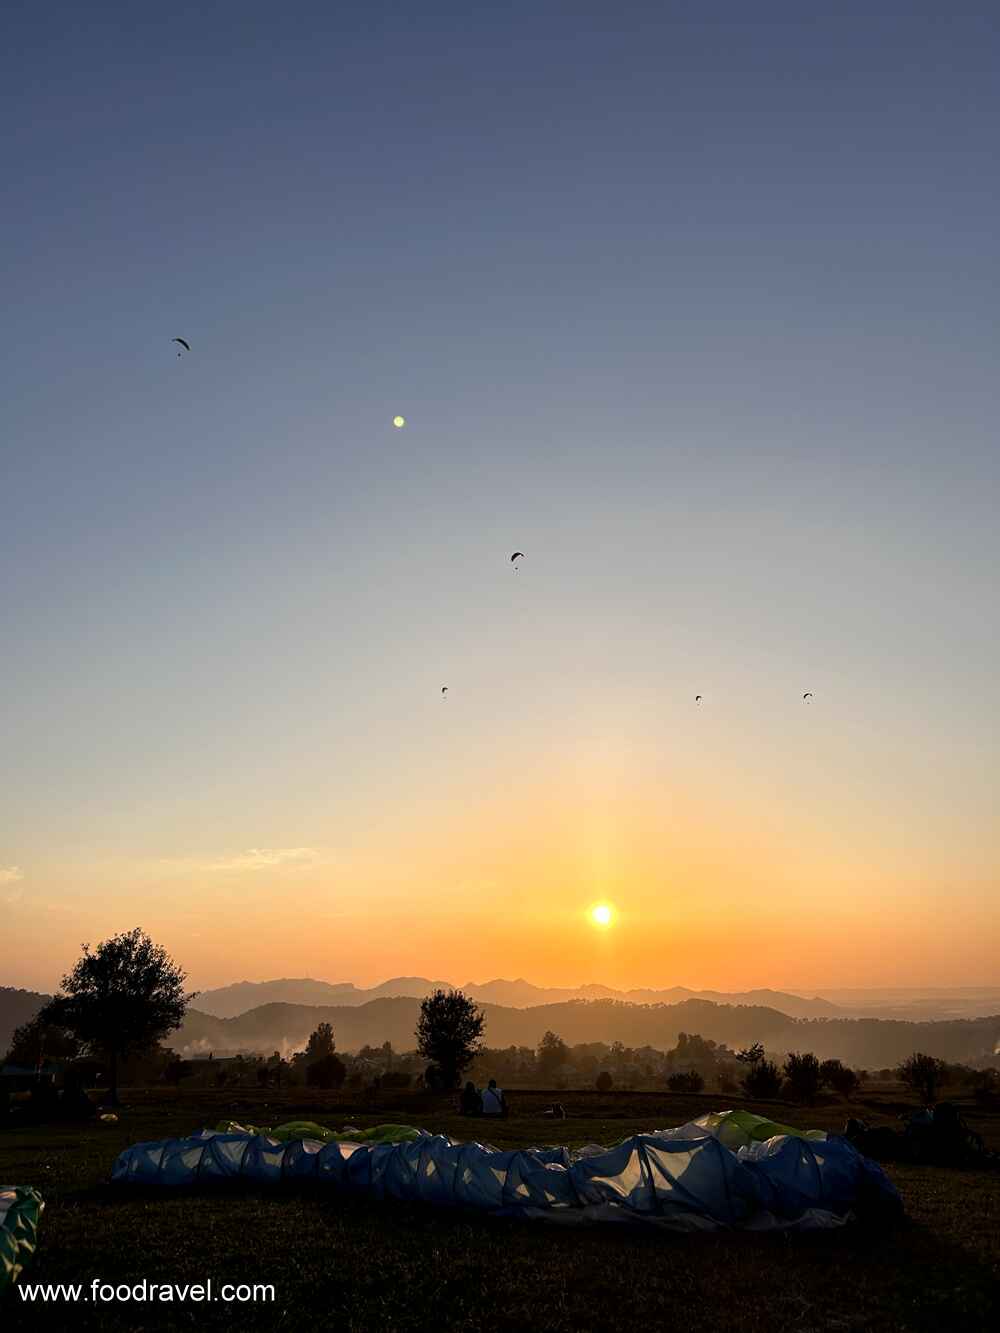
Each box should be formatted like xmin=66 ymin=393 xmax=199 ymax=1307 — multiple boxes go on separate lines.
xmin=5 ymin=744 xmax=996 ymax=995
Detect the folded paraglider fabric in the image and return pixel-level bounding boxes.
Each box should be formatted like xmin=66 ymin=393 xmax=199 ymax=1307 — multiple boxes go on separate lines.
xmin=0 ymin=1187 xmax=44 ymax=1293
xmin=111 ymin=1112 xmax=900 ymax=1232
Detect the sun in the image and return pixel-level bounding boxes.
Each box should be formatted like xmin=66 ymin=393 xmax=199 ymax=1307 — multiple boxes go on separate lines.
xmin=589 ymin=903 xmax=614 ymax=928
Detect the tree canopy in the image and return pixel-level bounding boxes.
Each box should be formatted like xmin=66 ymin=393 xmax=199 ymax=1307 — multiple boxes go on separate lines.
xmin=40 ymin=928 xmax=192 ymax=1103
xmin=303 ymin=1022 xmax=336 ymax=1062
xmin=416 ymin=989 xmax=485 ymax=1089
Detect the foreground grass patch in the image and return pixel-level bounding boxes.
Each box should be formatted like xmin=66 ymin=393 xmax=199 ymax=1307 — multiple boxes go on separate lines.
xmin=2 ymin=1089 xmax=997 ymax=1331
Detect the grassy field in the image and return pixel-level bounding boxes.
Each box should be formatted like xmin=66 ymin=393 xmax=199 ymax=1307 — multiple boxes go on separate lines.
xmin=2 ymin=1087 xmax=998 ymax=1332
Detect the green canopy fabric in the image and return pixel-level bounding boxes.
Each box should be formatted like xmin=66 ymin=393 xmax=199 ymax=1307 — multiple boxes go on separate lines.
xmin=214 ymin=1120 xmax=423 ymax=1145
xmin=0 ymin=1187 xmax=44 ymax=1294
xmin=697 ymin=1110 xmax=826 ymax=1150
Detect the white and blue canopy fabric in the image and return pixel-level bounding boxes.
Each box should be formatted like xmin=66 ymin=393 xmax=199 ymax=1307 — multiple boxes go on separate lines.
xmin=111 ymin=1112 xmax=900 ymax=1232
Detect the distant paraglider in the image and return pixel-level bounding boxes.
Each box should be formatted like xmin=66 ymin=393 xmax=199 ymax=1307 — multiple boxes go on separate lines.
xmin=695 ymin=695 xmax=703 ymax=704
xmin=441 ymin=686 xmax=448 ymax=697
xmin=802 ymin=692 xmax=813 ymax=702
xmin=172 ymin=338 xmax=190 ymax=357
xmin=510 ymin=551 xmax=524 ymax=570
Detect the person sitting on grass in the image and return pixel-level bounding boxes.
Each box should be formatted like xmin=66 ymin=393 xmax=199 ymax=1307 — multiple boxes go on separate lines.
xmin=460 ymin=1081 xmax=482 ymax=1116
xmin=481 ymin=1079 xmax=507 ymax=1116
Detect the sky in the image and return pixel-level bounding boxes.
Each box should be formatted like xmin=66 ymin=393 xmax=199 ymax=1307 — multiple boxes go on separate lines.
xmin=2 ymin=1 xmax=997 ymax=995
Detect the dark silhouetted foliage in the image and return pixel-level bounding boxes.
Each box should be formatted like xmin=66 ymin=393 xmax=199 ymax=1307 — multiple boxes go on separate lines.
xmin=5 ymin=1015 xmax=80 ymax=1067
xmin=306 ymin=1052 xmax=346 ymax=1089
xmin=416 ymin=990 xmax=485 ymax=1089
xmin=898 ymin=1052 xmax=947 ymax=1105
xmin=537 ymin=1030 xmax=571 ymax=1081
xmin=667 ymin=1069 xmax=705 ymax=1093
xmin=820 ymin=1058 xmax=861 ymax=1099
xmin=39 ymin=928 xmax=192 ymax=1104
xmin=303 ymin=1022 xmax=336 ymax=1061
xmin=783 ymin=1052 xmax=822 ymax=1103
xmin=740 ymin=1056 xmax=783 ymax=1099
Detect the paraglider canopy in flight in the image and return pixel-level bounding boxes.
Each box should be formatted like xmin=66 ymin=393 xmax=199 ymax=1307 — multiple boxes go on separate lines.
xmin=392 ymin=415 xmax=406 ymax=429
xmin=510 ymin=551 xmax=524 ymax=567
xmin=441 ymin=686 xmax=448 ymax=696
xmin=802 ymin=692 xmax=813 ymax=701
xmin=695 ymin=695 xmax=703 ymax=703
xmin=173 ymin=337 xmax=190 ymax=357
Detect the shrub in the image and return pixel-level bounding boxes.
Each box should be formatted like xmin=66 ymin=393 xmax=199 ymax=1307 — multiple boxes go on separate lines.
xmin=783 ymin=1052 xmax=822 ymax=1104
xmin=667 ymin=1070 xmax=705 ymax=1093
xmin=741 ymin=1058 xmax=783 ymax=1099
xmin=595 ymin=1070 xmax=613 ymax=1092
xmin=898 ymin=1052 xmax=947 ymax=1105
xmin=820 ymin=1059 xmax=861 ymax=1100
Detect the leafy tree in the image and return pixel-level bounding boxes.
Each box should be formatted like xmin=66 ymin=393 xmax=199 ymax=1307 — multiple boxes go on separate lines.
xmin=39 ymin=928 xmax=192 ymax=1105
xmin=5 ymin=1015 xmax=80 ymax=1067
xmin=416 ymin=989 xmax=485 ymax=1089
xmin=667 ymin=1070 xmax=705 ymax=1093
xmin=783 ymin=1052 xmax=822 ymax=1104
xmin=736 ymin=1043 xmax=783 ymax=1099
xmin=595 ymin=1070 xmax=614 ymax=1092
xmin=820 ymin=1059 xmax=861 ymax=1100
xmin=736 ymin=1043 xmax=766 ymax=1067
xmin=303 ymin=1023 xmax=336 ymax=1062
xmin=537 ymin=1030 xmax=570 ymax=1081
xmin=306 ymin=1052 xmax=346 ymax=1089
xmin=898 ymin=1052 xmax=947 ymax=1105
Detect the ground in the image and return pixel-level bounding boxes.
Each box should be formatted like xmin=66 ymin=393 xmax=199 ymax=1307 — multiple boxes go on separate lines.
xmin=1 ymin=1088 xmax=998 ymax=1332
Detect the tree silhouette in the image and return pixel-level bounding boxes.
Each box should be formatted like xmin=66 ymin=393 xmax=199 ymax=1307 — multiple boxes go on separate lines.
xmin=820 ymin=1058 xmax=861 ymax=1099
xmin=306 ymin=1052 xmax=346 ymax=1089
xmin=40 ymin=928 xmax=192 ymax=1105
xmin=898 ymin=1052 xmax=947 ymax=1105
xmin=782 ymin=1051 xmax=822 ymax=1103
xmin=416 ymin=989 xmax=485 ymax=1089
xmin=537 ymin=1030 xmax=570 ymax=1081
xmin=303 ymin=1022 xmax=336 ymax=1062
xmin=5 ymin=1015 xmax=80 ymax=1067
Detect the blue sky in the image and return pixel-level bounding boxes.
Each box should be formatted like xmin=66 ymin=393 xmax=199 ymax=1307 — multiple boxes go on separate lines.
xmin=2 ymin=2 xmax=997 ymax=990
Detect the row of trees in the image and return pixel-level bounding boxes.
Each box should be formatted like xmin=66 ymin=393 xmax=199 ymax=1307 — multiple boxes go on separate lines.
xmin=6 ymin=932 xmax=997 ymax=1108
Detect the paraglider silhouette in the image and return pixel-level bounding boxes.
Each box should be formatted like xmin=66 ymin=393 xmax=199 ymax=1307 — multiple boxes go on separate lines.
xmin=802 ymin=692 xmax=814 ymax=702
xmin=695 ymin=695 xmax=703 ymax=704
xmin=510 ymin=551 xmax=524 ymax=570
xmin=172 ymin=338 xmax=190 ymax=358
xmin=441 ymin=686 xmax=448 ymax=697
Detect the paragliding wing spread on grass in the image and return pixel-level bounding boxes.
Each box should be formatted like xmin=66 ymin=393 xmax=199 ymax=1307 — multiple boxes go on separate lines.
xmin=0 ymin=1188 xmax=44 ymax=1293
xmin=111 ymin=1112 xmax=900 ymax=1232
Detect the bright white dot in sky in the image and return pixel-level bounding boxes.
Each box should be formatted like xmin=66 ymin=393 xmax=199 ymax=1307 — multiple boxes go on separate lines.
xmin=590 ymin=903 xmax=614 ymax=928
xmin=392 ymin=415 xmax=406 ymax=428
